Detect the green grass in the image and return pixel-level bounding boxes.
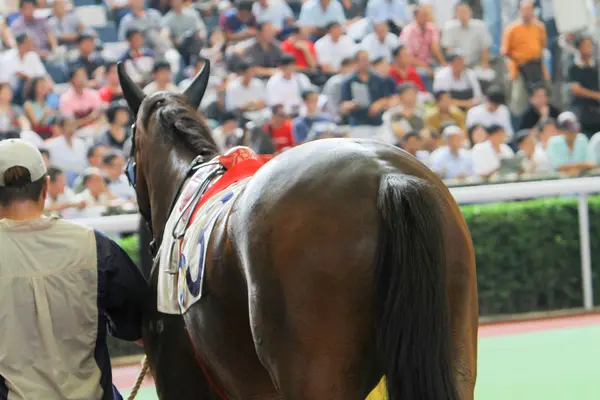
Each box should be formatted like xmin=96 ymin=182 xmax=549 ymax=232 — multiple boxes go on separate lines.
xmin=120 ymin=325 xmax=600 ymax=399
xmin=476 ymin=325 xmax=600 ymax=399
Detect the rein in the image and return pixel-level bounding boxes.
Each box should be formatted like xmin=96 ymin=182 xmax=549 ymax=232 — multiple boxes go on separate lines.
xmin=130 ymin=154 xmax=231 ymax=400
xmin=146 ymin=154 xmax=207 ymax=258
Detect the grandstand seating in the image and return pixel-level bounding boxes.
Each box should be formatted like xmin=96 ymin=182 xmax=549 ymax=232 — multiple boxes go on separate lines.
xmin=73 ymin=0 xmax=98 ymax=7
xmin=75 ymin=5 xmax=108 ymax=27
xmin=95 ymin=22 xmax=119 ymax=43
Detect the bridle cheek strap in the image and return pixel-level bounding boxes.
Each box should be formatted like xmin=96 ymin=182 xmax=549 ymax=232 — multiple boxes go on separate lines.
xmin=145 ymin=155 xmax=207 ymax=258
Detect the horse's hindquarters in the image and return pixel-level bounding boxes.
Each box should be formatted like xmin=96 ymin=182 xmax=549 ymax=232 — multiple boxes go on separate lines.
xmin=230 ymin=139 xmax=477 ymax=399
xmin=231 ymin=140 xmax=390 ymax=398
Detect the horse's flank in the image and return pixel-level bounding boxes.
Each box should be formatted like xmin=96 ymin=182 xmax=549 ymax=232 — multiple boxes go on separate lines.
xmin=118 ymin=60 xmax=478 ymax=399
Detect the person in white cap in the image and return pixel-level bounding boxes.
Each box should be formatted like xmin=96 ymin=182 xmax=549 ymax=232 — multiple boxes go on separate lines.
xmin=0 ymin=139 xmax=148 ymax=399
xmin=430 ymin=124 xmax=473 ymax=180
xmin=546 ymin=111 xmax=596 ymax=174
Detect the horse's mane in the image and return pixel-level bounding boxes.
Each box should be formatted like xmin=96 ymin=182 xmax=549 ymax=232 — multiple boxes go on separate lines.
xmin=141 ymin=92 xmax=219 ymax=160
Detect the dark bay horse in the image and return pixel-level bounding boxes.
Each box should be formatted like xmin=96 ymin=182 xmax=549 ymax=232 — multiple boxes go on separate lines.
xmin=118 ymin=60 xmax=479 ymax=399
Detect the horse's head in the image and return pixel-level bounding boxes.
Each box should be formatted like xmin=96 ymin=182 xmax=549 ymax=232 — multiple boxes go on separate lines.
xmin=117 ymin=60 xmax=218 ymax=243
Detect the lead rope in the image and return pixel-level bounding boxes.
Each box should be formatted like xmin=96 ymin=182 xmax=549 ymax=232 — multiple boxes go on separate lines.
xmin=127 ymin=356 xmax=150 ymax=400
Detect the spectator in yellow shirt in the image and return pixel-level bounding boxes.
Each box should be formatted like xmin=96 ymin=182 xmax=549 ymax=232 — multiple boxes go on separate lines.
xmin=424 ymin=90 xmax=466 ymax=134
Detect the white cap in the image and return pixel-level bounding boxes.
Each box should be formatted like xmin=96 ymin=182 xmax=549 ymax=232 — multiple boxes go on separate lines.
xmin=443 ymin=125 xmax=462 ymax=139
xmin=0 ymin=139 xmax=47 ymax=187
xmin=557 ymin=111 xmax=579 ymax=132
xmin=81 ymin=167 xmax=104 ymax=179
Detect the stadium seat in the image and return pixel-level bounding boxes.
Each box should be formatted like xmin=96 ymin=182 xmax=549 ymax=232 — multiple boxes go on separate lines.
xmin=73 ymin=0 xmax=97 ymax=6
xmin=101 ymin=41 xmax=128 ymax=60
xmin=45 ymin=62 xmax=68 ymax=84
xmin=75 ymin=5 xmax=107 ymax=28
xmin=95 ymin=22 xmax=118 ymax=43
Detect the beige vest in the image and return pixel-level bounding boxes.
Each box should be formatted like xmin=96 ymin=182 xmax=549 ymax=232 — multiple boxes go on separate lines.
xmin=0 ymin=217 xmax=102 ymax=400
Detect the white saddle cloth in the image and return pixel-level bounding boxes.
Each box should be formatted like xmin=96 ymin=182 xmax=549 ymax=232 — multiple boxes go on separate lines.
xmin=157 ymin=164 xmax=249 ymax=315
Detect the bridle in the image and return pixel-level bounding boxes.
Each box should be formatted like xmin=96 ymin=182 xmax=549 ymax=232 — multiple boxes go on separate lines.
xmin=125 ymin=122 xmax=207 ymax=257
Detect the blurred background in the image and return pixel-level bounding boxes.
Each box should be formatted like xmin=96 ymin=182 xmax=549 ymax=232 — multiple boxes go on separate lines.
xmin=1 ymin=0 xmax=600 ymax=398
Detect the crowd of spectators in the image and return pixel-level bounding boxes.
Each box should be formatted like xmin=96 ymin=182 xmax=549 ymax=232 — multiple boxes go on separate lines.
xmin=2 ymin=0 xmax=600 ymax=218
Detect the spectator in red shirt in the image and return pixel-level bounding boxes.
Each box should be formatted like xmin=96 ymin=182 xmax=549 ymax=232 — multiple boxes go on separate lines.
xmin=389 ymin=45 xmax=426 ymax=92
xmin=264 ymin=104 xmax=294 ymax=153
xmin=280 ymin=25 xmax=317 ymax=73
xmin=98 ymin=62 xmax=124 ymax=103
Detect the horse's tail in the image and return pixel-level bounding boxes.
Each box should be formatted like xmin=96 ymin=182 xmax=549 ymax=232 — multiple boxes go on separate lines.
xmin=374 ymin=173 xmax=458 ymax=400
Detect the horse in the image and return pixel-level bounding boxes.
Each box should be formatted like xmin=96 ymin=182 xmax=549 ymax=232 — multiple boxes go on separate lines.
xmin=117 ymin=60 xmax=479 ymax=399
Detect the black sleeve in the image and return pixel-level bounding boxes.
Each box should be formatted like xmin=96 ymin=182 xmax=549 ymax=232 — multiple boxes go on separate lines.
xmin=95 ymin=231 xmax=149 ymax=341
xmin=568 ymin=64 xmax=582 ymax=84
xmin=518 ymin=108 xmax=537 ymax=130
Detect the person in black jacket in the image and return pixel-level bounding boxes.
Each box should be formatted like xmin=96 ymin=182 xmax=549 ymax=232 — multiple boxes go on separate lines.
xmin=519 ymin=82 xmax=560 ymax=130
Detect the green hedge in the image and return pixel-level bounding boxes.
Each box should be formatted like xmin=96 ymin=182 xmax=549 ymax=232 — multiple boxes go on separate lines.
xmin=462 ymin=195 xmax=600 ymax=315
xmin=110 ymin=196 xmax=600 ymax=356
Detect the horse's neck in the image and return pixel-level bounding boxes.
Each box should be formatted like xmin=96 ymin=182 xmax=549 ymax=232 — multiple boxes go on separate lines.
xmin=148 ymin=150 xmax=196 ymax=242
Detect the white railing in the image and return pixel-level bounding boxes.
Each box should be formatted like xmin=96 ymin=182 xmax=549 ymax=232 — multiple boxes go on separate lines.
xmin=70 ymin=176 xmax=600 ymax=309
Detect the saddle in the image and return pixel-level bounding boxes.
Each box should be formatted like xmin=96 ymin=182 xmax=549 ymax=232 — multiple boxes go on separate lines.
xmin=157 ymin=147 xmax=265 ymax=314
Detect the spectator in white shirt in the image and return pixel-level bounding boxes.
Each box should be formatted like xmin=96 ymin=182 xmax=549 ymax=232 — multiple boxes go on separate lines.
xmin=418 ymin=0 xmax=459 ymax=28
xmin=77 ymin=168 xmax=118 ymax=216
xmin=45 ymin=116 xmax=89 ymax=185
xmin=314 ymin=21 xmax=357 ymax=74
xmin=430 ymin=125 xmax=473 ymax=179
xmin=535 ymin=117 xmax=558 ymax=151
xmin=44 ymin=167 xmax=86 ymax=218
xmin=471 ymin=123 xmax=515 ymax=178
xmin=225 ymin=60 xmax=270 ymax=122
xmin=252 ymin=0 xmax=295 ymax=34
xmin=143 ymin=61 xmax=180 ymax=95
xmin=467 ymin=123 xmax=488 ymax=148
xmin=48 ymin=0 xmax=83 ymax=48
xmin=365 ymin=0 xmax=411 ymax=30
xmin=399 ymin=131 xmax=430 ymax=165
xmin=0 ymin=34 xmax=52 ymax=102
xmin=432 ymin=50 xmax=482 ymax=110
xmin=161 ymin=0 xmax=207 ymax=45
xmin=212 ymin=111 xmax=245 ymax=152
xmin=441 ymin=2 xmax=492 ymax=70
xmin=87 ymin=144 xmax=108 ymax=169
xmin=266 ymin=54 xmax=312 ymax=116
xmin=360 ymin=20 xmax=400 ymax=62
xmin=514 ymin=128 xmax=551 ymax=174
xmin=466 ymin=86 xmax=514 ymax=139
xmin=102 ymin=151 xmax=136 ymax=201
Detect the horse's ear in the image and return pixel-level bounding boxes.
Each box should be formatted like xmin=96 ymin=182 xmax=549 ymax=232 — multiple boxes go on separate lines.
xmin=183 ymin=58 xmax=210 ymax=110
xmin=117 ymin=61 xmax=145 ymax=117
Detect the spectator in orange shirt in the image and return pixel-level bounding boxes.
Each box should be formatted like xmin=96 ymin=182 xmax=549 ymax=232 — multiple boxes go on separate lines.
xmin=280 ymin=25 xmax=317 ymax=73
xmin=501 ymin=0 xmax=549 ymax=115
xmin=263 ymin=104 xmax=294 ymax=153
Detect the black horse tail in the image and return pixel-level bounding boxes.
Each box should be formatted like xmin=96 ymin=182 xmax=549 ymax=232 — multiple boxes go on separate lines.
xmin=374 ymin=173 xmax=458 ymax=400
